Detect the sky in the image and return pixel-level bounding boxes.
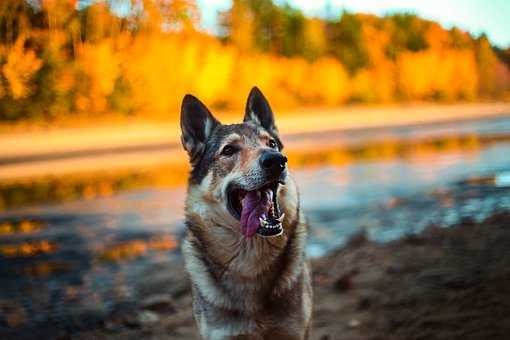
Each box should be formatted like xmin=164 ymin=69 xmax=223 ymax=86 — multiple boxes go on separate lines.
xmin=196 ymin=0 xmax=510 ymax=48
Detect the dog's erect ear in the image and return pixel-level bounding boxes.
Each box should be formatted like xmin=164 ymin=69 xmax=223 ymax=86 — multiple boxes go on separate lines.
xmin=180 ymin=94 xmax=220 ymax=163
xmin=244 ymin=86 xmax=278 ymax=135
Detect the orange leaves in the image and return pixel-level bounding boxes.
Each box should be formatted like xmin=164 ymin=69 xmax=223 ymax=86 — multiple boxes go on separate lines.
xmin=2 ymin=37 xmax=42 ymax=99
xmin=122 ymin=33 xmax=208 ymax=116
xmin=77 ymin=41 xmax=120 ymax=113
xmin=117 ymin=33 xmax=351 ymax=114
xmin=308 ymin=57 xmax=350 ymax=105
xmin=397 ymin=49 xmax=479 ymax=100
xmin=0 ymin=2 xmax=509 ymax=122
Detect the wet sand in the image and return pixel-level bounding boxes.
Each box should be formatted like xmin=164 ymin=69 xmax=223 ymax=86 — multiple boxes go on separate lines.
xmin=66 ymin=211 xmax=510 ymax=340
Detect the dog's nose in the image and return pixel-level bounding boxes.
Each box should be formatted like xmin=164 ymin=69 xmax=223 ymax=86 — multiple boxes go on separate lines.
xmin=260 ymin=151 xmax=287 ymax=175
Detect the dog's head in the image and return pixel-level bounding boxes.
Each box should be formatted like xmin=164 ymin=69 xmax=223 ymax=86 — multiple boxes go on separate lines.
xmin=181 ymin=87 xmax=297 ymax=239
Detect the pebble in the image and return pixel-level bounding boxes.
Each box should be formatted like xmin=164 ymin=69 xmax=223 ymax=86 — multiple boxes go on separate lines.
xmin=348 ymin=319 xmax=361 ymax=328
xmin=137 ymin=310 xmax=160 ymax=325
xmin=139 ymin=293 xmax=175 ymax=313
xmin=124 ymin=310 xmax=160 ymax=328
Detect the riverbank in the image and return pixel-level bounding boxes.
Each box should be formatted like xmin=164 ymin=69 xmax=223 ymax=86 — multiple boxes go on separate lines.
xmin=59 ymin=211 xmax=510 ymax=340
xmin=1 ymin=102 xmax=510 ymax=181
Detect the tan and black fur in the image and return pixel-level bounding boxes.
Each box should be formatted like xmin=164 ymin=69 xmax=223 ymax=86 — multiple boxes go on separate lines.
xmin=180 ymin=87 xmax=312 ymax=339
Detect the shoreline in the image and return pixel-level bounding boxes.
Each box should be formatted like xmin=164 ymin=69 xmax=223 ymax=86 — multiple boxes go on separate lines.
xmin=0 ymin=102 xmax=509 ymax=182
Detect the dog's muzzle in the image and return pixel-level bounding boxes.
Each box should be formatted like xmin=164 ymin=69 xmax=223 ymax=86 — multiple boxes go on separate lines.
xmin=259 ymin=151 xmax=287 ymax=178
xmin=226 ymin=151 xmax=288 ymax=239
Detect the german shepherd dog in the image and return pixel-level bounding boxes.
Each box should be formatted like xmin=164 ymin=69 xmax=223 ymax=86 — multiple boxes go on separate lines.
xmin=180 ymin=87 xmax=312 ymax=339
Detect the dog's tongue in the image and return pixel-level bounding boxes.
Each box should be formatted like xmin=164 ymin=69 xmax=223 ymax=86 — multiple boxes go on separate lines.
xmin=240 ymin=190 xmax=271 ymax=237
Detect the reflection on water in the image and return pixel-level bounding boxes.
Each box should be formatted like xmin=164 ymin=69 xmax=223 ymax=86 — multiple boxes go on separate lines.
xmin=0 ymin=240 xmax=57 ymax=258
xmin=0 ymin=168 xmax=188 ymax=211
xmin=300 ymin=143 xmax=510 ymax=256
xmin=97 ymin=235 xmax=177 ymax=262
xmin=2 ymin=118 xmax=510 ymax=211
xmin=1 ymin=116 xmax=510 ymax=337
xmin=0 ymin=220 xmax=44 ymax=235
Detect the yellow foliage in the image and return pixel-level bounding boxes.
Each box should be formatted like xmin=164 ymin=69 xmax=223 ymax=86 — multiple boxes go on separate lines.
xmin=119 ymin=32 xmax=349 ymax=115
xmin=229 ymin=0 xmax=255 ymax=52
xmin=77 ymin=41 xmax=120 ymax=112
xmin=308 ymin=57 xmax=350 ymax=105
xmin=397 ymin=49 xmax=478 ymax=100
xmin=2 ymin=37 xmax=42 ymax=99
xmin=122 ymin=34 xmax=201 ymax=115
xmin=193 ymin=42 xmax=237 ymax=105
xmin=352 ymin=65 xmax=395 ymax=103
xmin=303 ymin=18 xmax=327 ymax=58
xmin=425 ymin=23 xmax=451 ymax=50
xmin=0 ymin=2 xmax=507 ymax=121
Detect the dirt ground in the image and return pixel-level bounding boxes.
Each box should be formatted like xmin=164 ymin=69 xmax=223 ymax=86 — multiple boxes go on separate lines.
xmin=73 ymin=211 xmax=510 ymax=340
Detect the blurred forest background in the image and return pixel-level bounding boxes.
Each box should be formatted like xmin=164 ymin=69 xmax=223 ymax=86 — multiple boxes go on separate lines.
xmin=0 ymin=0 xmax=509 ymax=122
xmin=1 ymin=3 xmax=510 ymax=338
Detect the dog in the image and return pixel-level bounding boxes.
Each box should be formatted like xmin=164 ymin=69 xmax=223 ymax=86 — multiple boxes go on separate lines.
xmin=180 ymin=87 xmax=312 ymax=339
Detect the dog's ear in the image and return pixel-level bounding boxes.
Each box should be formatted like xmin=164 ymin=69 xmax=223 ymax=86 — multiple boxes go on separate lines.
xmin=180 ymin=94 xmax=220 ymax=164
xmin=244 ymin=86 xmax=278 ymax=135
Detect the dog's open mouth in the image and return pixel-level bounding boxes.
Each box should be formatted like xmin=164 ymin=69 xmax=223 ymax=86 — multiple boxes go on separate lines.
xmin=227 ymin=181 xmax=284 ymax=238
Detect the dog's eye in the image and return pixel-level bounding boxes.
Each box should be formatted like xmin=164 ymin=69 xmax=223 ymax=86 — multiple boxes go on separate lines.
xmin=268 ymin=139 xmax=277 ymax=149
xmin=221 ymin=145 xmax=237 ymax=156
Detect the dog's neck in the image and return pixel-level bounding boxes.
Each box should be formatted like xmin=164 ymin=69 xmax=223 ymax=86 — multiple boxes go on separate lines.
xmin=183 ymin=216 xmax=307 ymax=313
xmin=186 ymin=215 xmax=290 ymax=276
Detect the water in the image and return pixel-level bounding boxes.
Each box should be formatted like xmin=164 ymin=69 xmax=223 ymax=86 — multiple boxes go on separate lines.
xmin=301 ymin=143 xmax=510 ymax=256
xmin=1 ymin=115 xmax=510 ymax=337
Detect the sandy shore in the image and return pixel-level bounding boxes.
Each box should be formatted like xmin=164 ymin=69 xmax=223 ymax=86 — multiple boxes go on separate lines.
xmin=66 ymin=211 xmax=510 ymax=340
xmin=1 ymin=102 xmax=509 ymax=180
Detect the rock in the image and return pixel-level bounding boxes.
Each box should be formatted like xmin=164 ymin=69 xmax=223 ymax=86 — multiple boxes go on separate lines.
xmin=124 ymin=310 xmax=160 ymax=328
xmin=333 ymin=269 xmax=359 ymax=292
xmin=348 ymin=319 xmax=361 ymax=328
xmin=358 ymin=294 xmax=374 ymax=310
xmin=105 ymin=301 xmax=135 ymax=328
xmin=103 ymin=319 xmax=122 ymax=331
xmin=334 ymin=273 xmax=353 ymax=291
xmin=139 ymin=293 xmax=175 ymax=314
xmin=137 ymin=310 xmax=159 ymax=325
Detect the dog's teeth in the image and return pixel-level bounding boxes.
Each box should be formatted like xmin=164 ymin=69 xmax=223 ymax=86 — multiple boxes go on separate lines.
xmin=277 ymin=213 xmax=285 ymax=223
